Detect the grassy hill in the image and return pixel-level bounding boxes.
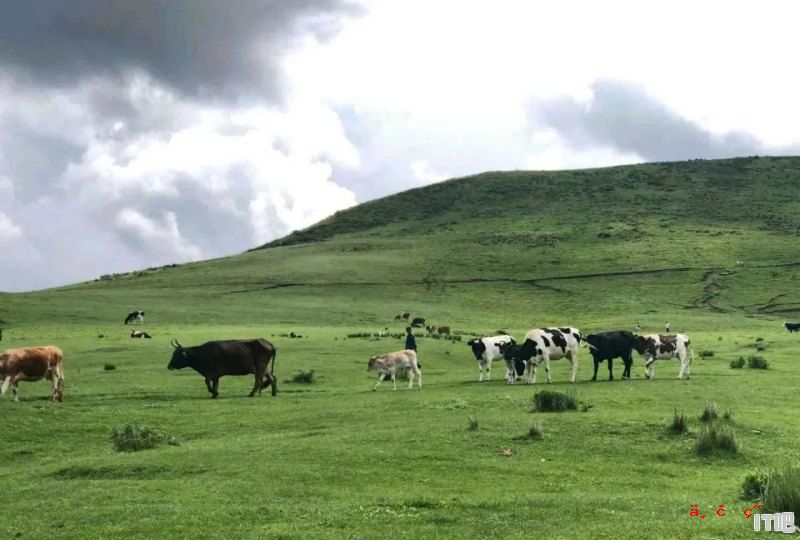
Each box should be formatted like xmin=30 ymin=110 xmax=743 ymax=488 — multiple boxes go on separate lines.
xmin=1 ymin=156 xmax=800 ymax=538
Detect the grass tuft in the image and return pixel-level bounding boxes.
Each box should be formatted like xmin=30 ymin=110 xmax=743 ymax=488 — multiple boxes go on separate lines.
xmin=723 ymin=409 xmax=732 ymax=421
xmin=287 ymin=369 xmax=315 ymax=384
xmin=668 ymin=409 xmax=689 ymax=435
xmin=532 ymin=390 xmax=577 ymax=412
xmin=730 ymin=357 xmax=745 ymax=369
xmin=103 ymin=363 xmax=116 ymax=371
xmin=110 ymin=424 xmax=179 ymax=452
xmin=527 ymin=422 xmax=543 ymax=440
xmin=466 ymin=417 xmax=478 ymax=431
xmin=747 ymin=355 xmax=769 ymax=369
xmin=741 ymin=466 xmax=800 ymax=515
xmin=742 ymin=471 xmax=768 ymax=500
xmin=700 ymin=401 xmax=718 ymax=422
xmin=699 ymin=350 xmax=715 ymax=357
xmin=695 ymin=423 xmax=738 ymax=456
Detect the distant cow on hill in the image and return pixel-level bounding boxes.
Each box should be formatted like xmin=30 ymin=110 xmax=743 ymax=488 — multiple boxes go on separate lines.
xmin=367 ymin=349 xmax=422 ymax=391
xmin=632 ymin=333 xmax=693 ymax=379
xmin=467 ymin=335 xmax=519 ymax=381
xmin=0 ymin=346 xmax=64 ymax=402
xmin=500 ymin=327 xmax=582 ymax=384
xmin=124 ymin=310 xmax=145 ymax=325
xmin=585 ymin=330 xmax=636 ymax=380
xmin=411 ymin=317 xmax=425 ymax=328
xmin=131 ymin=330 xmax=152 ymax=339
xmin=784 ymin=322 xmax=800 ymax=333
xmin=437 ymin=326 xmax=451 ymax=336
xmin=167 ymin=339 xmax=277 ymax=398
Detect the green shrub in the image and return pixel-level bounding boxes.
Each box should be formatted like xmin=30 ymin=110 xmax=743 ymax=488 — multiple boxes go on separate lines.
xmin=730 ymin=357 xmax=745 ymax=369
xmin=762 ymin=465 xmax=800 ymax=515
xmin=742 ymin=471 xmax=768 ymax=500
xmin=747 ymin=356 xmax=769 ymax=369
xmin=668 ymin=409 xmax=689 ymax=435
xmin=695 ymin=423 xmax=738 ymax=456
xmin=466 ymin=417 xmax=479 ymax=431
xmin=287 ymin=369 xmax=315 ymax=384
xmin=699 ymin=350 xmax=715 ymax=358
xmin=723 ymin=409 xmax=732 ymax=421
xmin=110 ymin=424 xmax=179 ymax=452
xmin=532 ymin=390 xmax=577 ymax=412
xmin=103 ymin=363 xmax=116 ymax=371
xmin=700 ymin=401 xmax=718 ymax=422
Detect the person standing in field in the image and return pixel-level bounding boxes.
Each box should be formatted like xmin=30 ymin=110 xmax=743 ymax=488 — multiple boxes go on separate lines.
xmin=665 ymin=321 xmax=671 ymax=332
xmin=405 ymin=326 xmax=417 ymax=351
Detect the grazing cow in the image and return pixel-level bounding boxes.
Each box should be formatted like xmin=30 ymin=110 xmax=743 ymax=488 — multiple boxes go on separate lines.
xmin=784 ymin=322 xmax=800 ymax=333
xmin=425 ymin=325 xmax=437 ymax=334
xmin=0 ymin=346 xmax=64 ymax=402
xmin=500 ymin=327 xmax=582 ymax=384
xmin=130 ymin=330 xmax=152 ymax=339
xmin=632 ymin=334 xmax=694 ymax=379
xmin=467 ymin=335 xmax=520 ymax=381
xmin=167 ymin=339 xmax=277 ymax=398
xmin=437 ymin=325 xmax=451 ymax=336
xmin=124 ymin=310 xmax=145 ymax=325
xmin=367 ymin=349 xmax=422 ymax=391
xmin=585 ymin=331 xmax=636 ymax=380
xmin=394 ymin=313 xmax=403 ymax=321
xmin=402 ymin=312 xmax=410 ymax=321
xmin=411 ymin=317 xmax=426 ymax=328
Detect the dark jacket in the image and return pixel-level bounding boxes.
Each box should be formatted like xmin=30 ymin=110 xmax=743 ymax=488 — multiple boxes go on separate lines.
xmin=405 ymin=333 xmax=417 ymax=351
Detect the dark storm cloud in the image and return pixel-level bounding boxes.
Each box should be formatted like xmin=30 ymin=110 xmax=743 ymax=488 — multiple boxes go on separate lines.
xmin=535 ymin=80 xmax=765 ymax=161
xmin=0 ymin=0 xmax=362 ymax=99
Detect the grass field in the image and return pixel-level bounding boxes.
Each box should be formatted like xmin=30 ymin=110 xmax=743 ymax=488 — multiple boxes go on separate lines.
xmin=2 ymin=157 xmax=799 ymax=538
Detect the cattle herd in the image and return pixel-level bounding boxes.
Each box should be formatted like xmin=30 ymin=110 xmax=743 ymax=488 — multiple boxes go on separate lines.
xmin=1 ymin=309 xmax=798 ymax=401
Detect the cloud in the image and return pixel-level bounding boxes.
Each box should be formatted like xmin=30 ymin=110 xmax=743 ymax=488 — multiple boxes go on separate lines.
xmin=533 ymin=80 xmax=766 ymax=162
xmin=0 ymin=0 xmax=362 ymax=100
xmin=115 ymin=209 xmax=201 ymax=261
xmin=0 ymin=211 xmax=22 ymax=243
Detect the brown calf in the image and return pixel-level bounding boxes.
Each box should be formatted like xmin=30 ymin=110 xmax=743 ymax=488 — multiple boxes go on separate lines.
xmin=0 ymin=346 xmax=65 ymax=402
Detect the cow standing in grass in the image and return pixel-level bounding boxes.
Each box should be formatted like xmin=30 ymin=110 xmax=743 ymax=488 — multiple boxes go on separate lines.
xmin=367 ymin=350 xmax=422 ymax=390
xmin=500 ymin=327 xmax=582 ymax=384
xmin=585 ymin=330 xmax=636 ymax=380
xmin=124 ymin=310 xmax=145 ymax=325
xmin=0 ymin=346 xmax=64 ymax=402
xmin=784 ymin=322 xmax=800 ymax=333
xmin=167 ymin=339 xmax=277 ymax=398
xmin=632 ymin=334 xmax=694 ymax=379
xmin=467 ymin=335 xmax=517 ymax=381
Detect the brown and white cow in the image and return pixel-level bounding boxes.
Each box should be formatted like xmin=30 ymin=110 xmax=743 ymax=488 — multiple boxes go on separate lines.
xmin=632 ymin=334 xmax=694 ymax=379
xmin=0 ymin=346 xmax=65 ymax=402
xmin=367 ymin=349 xmax=422 ymax=391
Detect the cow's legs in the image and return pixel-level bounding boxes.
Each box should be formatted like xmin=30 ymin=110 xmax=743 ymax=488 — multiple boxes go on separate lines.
xmin=211 ymin=377 xmax=219 ymax=398
xmin=373 ymin=372 xmax=387 ymax=390
xmin=646 ymin=358 xmax=655 ymax=380
xmin=485 ymin=360 xmax=491 ymax=381
xmin=407 ymin=369 xmax=415 ymax=390
xmin=0 ymin=376 xmax=9 ymax=397
xmin=607 ymin=358 xmax=614 ymax=381
xmin=544 ymin=355 xmax=554 ymax=384
xmin=622 ymin=354 xmax=632 ymax=379
xmin=204 ymin=377 xmax=214 ymax=395
xmin=528 ymin=360 xmax=537 ymax=384
xmin=250 ymin=364 xmax=267 ymax=397
xmin=478 ymin=362 xmax=484 ymax=382
xmin=591 ymin=358 xmax=599 ymax=381
xmin=11 ymin=375 xmax=21 ymax=402
xmin=391 ymin=371 xmax=397 ymax=391
xmin=416 ymin=367 xmax=422 ymax=389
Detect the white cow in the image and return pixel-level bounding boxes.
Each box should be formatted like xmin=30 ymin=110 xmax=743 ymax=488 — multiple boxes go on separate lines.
xmin=467 ymin=335 xmax=516 ymax=381
xmin=501 ymin=327 xmax=582 ymax=384
xmin=632 ymin=333 xmax=694 ymax=379
xmin=367 ymin=349 xmax=422 ymax=391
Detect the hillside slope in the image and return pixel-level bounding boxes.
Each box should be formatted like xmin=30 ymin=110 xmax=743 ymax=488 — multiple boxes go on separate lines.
xmin=3 ymin=156 xmax=800 ymax=329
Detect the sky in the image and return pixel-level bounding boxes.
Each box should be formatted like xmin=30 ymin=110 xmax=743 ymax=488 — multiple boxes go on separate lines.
xmin=1 ymin=0 xmax=799 ymax=292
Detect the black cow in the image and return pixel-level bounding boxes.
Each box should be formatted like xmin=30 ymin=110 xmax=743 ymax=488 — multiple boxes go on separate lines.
xmin=167 ymin=338 xmax=277 ymax=398
xmin=497 ymin=342 xmax=531 ymax=381
xmin=785 ymin=322 xmax=800 ymax=333
xmin=585 ymin=330 xmax=636 ymax=380
xmin=411 ymin=317 xmax=426 ymax=328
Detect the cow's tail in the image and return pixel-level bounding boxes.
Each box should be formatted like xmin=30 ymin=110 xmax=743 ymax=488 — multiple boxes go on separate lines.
xmin=269 ymin=348 xmax=276 ymax=375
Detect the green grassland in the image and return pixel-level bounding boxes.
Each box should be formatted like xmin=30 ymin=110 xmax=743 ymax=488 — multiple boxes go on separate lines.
xmin=1 ymin=156 xmax=799 ymax=538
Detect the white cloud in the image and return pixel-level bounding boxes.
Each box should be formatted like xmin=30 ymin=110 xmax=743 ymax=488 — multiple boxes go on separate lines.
xmin=0 ymin=211 xmax=21 ymax=243
xmin=115 ymin=209 xmax=202 ymax=261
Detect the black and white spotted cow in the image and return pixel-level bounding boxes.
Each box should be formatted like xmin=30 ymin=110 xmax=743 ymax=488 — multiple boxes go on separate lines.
xmin=124 ymin=310 xmax=145 ymax=325
xmin=467 ymin=335 xmax=518 ymax=381
xmin=500 ymin=327 xmax=582 ymax=384
xmin=632 ymin=333 xmax=694 ymax=380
